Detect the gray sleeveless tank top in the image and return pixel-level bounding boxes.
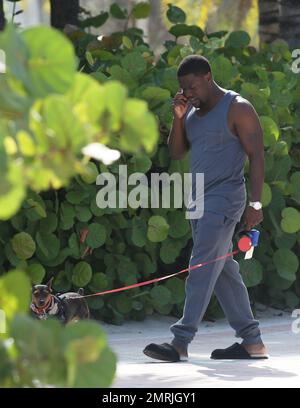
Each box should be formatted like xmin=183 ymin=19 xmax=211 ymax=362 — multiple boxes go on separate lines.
xmin=184 ymin=89 xmax=247 ymax=221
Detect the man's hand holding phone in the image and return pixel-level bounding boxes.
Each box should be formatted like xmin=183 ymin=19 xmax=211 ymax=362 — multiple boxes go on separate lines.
xmin=172 ymin=89 xmax=191 ymax=120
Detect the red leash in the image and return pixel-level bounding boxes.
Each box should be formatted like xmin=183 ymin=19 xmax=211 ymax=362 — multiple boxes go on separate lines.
xmin=81 ymin=249 xmax=240 ymax=299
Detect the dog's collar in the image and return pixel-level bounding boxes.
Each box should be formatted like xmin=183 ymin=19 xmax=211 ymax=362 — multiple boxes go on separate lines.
xmin=31 ymin=296 xmax=55 ymax=316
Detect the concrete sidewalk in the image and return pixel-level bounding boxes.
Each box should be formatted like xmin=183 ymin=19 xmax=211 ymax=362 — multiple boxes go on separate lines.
xmin=101 ymin=306 xmax=300 ymax=388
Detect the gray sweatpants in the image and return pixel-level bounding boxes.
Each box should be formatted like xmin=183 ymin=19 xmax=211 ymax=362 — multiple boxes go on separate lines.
xmin=170 ymin=210 xmax=262 ymax=348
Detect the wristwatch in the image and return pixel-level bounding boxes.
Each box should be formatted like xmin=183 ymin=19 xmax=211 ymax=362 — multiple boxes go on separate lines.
xmin=248 ymin=201 xmax=262 ymax=210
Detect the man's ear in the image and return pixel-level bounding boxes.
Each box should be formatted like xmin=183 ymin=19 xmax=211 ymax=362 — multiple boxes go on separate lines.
xmin=205 ymin=71 xmax=212 ymax=83
xmin=46 ymin=277 xmax=54 ymax=292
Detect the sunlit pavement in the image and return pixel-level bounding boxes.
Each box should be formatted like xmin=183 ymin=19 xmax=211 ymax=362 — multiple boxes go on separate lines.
xmin=100 ymin=307 xmax=300 ymax=388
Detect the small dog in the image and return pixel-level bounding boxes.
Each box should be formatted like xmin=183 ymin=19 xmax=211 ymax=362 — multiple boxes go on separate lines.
xmin=31 ymin=277 xmax=90 ymax=324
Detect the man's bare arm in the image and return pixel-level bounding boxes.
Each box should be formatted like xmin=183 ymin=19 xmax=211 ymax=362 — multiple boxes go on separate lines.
xmin=167 ymin=116 xmax=190 ymax=160
xmin=232 ymin=100 xmax=265 ymax=202
xmin=167 ymin=91 xmax=190 ymax=160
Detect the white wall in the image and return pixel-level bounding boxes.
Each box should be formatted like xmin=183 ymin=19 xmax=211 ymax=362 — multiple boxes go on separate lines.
xmin=4 ymin=0 xmax=49 ymax=27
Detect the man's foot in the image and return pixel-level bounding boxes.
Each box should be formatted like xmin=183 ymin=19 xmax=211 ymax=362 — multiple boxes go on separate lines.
xmin=242 ymin=343 xmax=268 ymax=358
xmin=143 ymin=342 xmax=188 ymax=362
xmin=170 ymin=340 xmax=188 ymax=360
xmin=210 ymin=342 xmax=269 ymax=360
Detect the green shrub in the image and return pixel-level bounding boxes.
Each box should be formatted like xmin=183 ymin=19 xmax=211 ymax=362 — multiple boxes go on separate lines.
xmin=1 ymin=2 xmax=300 ymax=367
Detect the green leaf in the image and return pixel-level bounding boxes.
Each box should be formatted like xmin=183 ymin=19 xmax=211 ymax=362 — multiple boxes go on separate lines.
xmin=43 ymin=247 xmax=71 ymax=268
xmin=60 ymin=202 xmax=75 ymax=231
xmin=168 ymin=211 xmax=190 ymax=239
xmin=68 ymin=232 xmax=80 ymax=257
xmin=132 ymin=2 xmax=151 ymax=19
xmin=169 ymin=24 xmax=204 ymax=39
xmin=109 ymin=65 xmax=137 ymax=90
xmin=274 ymin=233 xmax=297 ymax=250
xmin=210 ymin=56 xmax=235 ymax=86
xmin=87 ymin=296 xmax=104 ymax=310
xmin=150 ymin=285 xmax=172 ymax=307
xmin=0 ymin=23 xmax=29 ymax=86
xmin=147 ymin=215 xmax=169 ymax=242
xmin=122 ymin=99 xmax=158 ymax=153
xmin=86 ymin=223 xmax=106 ymax=249
xmin=89 ymin=273 xmax=108 ymax=292
xmin=27 ymin=263 xmax=46 ymax=284
xmin=240 ymin=82 xmax=268 ymax=114
xmin=225 ymin=31 xmax=250 ymax=48
xmin=36 ymin=232 xmax=60 ymax=261
xmin=273 ymin=140 xmax=288 ymax=157
xmin=271 ymin=155 xmax=292 ymax=182
xmin=265 ymin=272 xmax=294 ymax=290
xmin=239 ymin=259 xmax=263 ymax=288
xmin=285 ymin=291 xmax=300 ymax=309
xmin=160 ymin=239 xmax=182 ymax=264
xmin=22 ymin=26 xmax=77 ymax=97
xmin=75 ymin=206 xmax=93 ymax=223
xmin=281 ymin=207 xmax=300 ymax=233
xmin=116 ymin=255 xmax=137 ymax=278
xmin=273 ymin=248 xmax=299 ymax=281
xmin=0 ymin=270 xmax=31 ymax=322
xmin=122 ymin=36 xmax=133 ymax=49
xmin=260 ymin=116 xmax=279 ymax=147
xmin=114 ymin=294 xmax=132 ymax=314
xmin=26 ymin=198 xmax=47 ymax=218
xmin=162 ymin=66 xmax=178 ymax=94
xmin=271 ymin=39 xmax=290 ymax=58
xmin=66 ymin=190 xmax=89 ymax=205
xmin=128 ymin=154 xmax=152 ymax=173
xmin=17 ymin=130 xmax=36 ymax=157
xmin=11 ymin=232 xmax=36 ymax=260
xmin=79 ymin=12 xmax=109 ymax=28
xmin=110 ymin=3 xmax=127 ymax=19
xmin=11 ymin=316 xmax=62 ymax=378
xmin=133 ymin=253 xmax=156 ymax=277
xmin=40 ymin=212 xmax=58 ymax=233
xmin=30 ymin=95 xmax=86 ymax=153
xmin=121 ymin=52 xmax=147 ymax=79
xmin=67 ymin=73 xmax=106 ymax=126
xmin=61 ymin=320 xmax=116 ymax=387
xmin=141 ymin=86 xmax=171 ymax=109
xmin=261 ymin=183 xmax=272 ymax=207
xmin=165 ymin=277 xmax=185 ymax=304
xmin=53 ymin=270 xmax=72 ymax=293
xmin=131 ymin=217 xmax=147 ymax=247
xmin=290 ymin=172 xmax=300 ymax=203
xmin=0 ymin=163 xmax=25 ymax=221
xmin=104 ymin=80 xmax=128 ymax=130
xmin=72 ymin=262 xmax=93 ymax=287
xmin=166 ymin=4 xmax=186 ymax=24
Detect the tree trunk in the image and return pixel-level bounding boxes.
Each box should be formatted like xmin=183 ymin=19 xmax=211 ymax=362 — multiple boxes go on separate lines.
xmin=147 ymin=0 xmax=172 ymax=54
xmin=258 ymin=0 xmax=280 ymax=44
xmin=0 ymin=0 xmax=5 ymax=31
xmin=234 ymin=0 xmax=253 ymax=30
xmin=279 ymin=0 xmax=300 ymax=48
xmin=50 ymin=0 xmax=79 ymax=29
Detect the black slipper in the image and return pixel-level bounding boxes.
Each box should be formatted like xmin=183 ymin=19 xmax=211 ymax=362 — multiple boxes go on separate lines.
xmin=143 ymin=342 xmax=188 ymax=362
xmin=210 ymin=342 xmax=269 ymax=360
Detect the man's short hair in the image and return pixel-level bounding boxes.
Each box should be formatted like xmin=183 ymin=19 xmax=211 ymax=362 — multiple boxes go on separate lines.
xmin=177 ymin=55 xmax=211 ymax=77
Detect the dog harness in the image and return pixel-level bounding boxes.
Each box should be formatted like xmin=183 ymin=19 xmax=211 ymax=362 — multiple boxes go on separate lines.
xmin=31 ymin=295 xmax=66 ymax=322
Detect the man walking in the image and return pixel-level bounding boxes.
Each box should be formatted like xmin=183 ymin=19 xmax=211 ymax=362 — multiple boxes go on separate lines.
xmin=143 ymin=55 xmax=268 ymax=362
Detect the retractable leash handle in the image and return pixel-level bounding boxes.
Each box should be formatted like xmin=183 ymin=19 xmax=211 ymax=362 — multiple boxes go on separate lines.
xmin=237 ymin=228 xmax=260 ymax=259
